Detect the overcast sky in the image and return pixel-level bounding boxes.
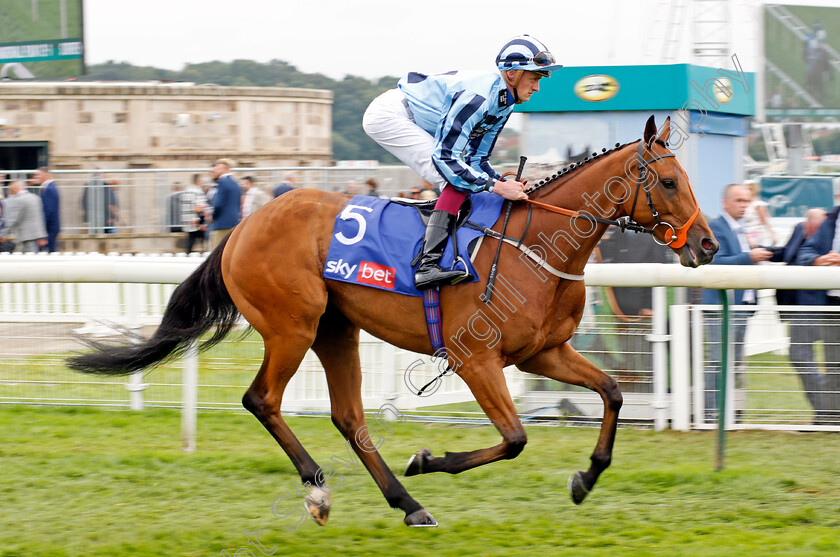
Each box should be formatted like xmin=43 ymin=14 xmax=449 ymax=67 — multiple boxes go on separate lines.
xmin=83 ymin=0 xmax=837 ymax=80
xmin=80 ymin=0 xmax=700 ymax=79
xmin=83 ymin=0 xmax=645 ymax=79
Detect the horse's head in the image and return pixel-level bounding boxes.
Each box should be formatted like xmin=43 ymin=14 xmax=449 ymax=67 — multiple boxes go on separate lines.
xmin=619 ymin=116 xmax=718 ymax=268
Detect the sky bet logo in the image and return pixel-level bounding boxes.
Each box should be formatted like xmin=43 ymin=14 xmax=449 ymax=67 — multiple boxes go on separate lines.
xmin=356 ymin=261 xmax=395 ymax=290
xmin=325 ymin=258 xmax=357 ymax=280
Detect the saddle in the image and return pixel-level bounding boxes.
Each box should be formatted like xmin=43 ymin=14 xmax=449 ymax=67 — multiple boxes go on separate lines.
xmin=389 ymin=196 xmax=474 ymax=230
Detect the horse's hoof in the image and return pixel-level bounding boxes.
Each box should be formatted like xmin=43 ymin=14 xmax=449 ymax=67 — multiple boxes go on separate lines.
xmin=405 ymin=448 xmax=432 ymax=476
xmin=404 ymin=508 xmax=438 ymax=527
xmin=568 ymin=471 xmax=591 ymax=505
xmin=305 ymin=487 xmax=331 ymax=526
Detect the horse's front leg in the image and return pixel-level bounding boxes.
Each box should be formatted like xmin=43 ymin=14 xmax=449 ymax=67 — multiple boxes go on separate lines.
xmin=517 ymin=342 xmax=623 ymax=504
xmin=406 ymin=357 xmax=527 ymax=475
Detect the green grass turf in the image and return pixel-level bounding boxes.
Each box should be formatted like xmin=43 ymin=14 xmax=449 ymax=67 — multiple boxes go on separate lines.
xmin=1 ymin=405 xmax=840 ymax=556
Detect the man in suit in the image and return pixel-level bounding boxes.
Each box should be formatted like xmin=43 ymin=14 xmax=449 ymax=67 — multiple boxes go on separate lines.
xmin=208 ymin=159 xmax=241 ymax=248
xmin=797 ymin=201 xmax=840 ymax=423
xmin=771 ymin=209 xmax=830 ymax=422
xmin=701 ymin=183 xmax=774 ymax=416
xmin=33 ymin=167 xmax=60 ymax=252
xmin=273 ymin=173 xmax=295 ymax=198
xmin=0 ymin=179 xmax=48 ymax=253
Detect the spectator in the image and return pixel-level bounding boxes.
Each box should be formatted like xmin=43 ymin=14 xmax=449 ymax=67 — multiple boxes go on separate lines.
xmin=409 ymin=188 xmax=422 ymax=200
xmin=742 ymin=180 xmax=776 ymax=247
xmin=0 ymin=187 xmax=12 ymax=252
xmin=701 ymin=184 xmax=773 ymax=417
xmin=82 ymin=171 xmax=119 ymax=234
xmin=184 ymin=173 xmax=208 ymax=253
xmin=0 ymin=179 xmax=47 ymax=253
xmin=198 ymin=177 xmax=215 ymax=246
xmin=208 ymin=158 xmax=241 ymax=248
xmin=365 ymin=178 xmax=380 ymax=197
xmin=240 ymin=176 xmax=271 ymax=219
xmin=343 ymin=181 xmax=361 ymax=195
xmin=33 ymin=167 xmax=60 ymax=252
xmin=419 ymin=180 xmax=440 ymax=200
xmin=103 ymin=176 xmax=121 ymax=233
xmin=273 ymin=173 xmax=296 ymax=198
xmin=772 ymin=208 xmax=832 ymax=423
xmin=796 ymin=200 xmax=840 ymax=424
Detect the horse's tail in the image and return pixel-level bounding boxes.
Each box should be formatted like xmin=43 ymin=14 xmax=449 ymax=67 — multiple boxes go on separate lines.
xmin=66 ymin=235 xmax=240 ymax=376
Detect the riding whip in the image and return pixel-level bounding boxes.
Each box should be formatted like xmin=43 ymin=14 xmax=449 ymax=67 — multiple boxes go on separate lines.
xmin=483 ymin=155 xmax=526 ymax=303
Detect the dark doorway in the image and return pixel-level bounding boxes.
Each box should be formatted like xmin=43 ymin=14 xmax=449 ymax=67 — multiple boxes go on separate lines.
xmin=0 ymin=141 xmax=49 ymax=172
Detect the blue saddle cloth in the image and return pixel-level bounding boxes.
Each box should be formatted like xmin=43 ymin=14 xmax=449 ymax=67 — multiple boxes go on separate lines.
xmin=324 ymin=193 xmax=505 ymax=297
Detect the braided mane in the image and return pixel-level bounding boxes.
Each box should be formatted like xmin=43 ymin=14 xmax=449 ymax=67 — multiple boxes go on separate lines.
xmin=525 ymin=140 xmax=640 ymax=196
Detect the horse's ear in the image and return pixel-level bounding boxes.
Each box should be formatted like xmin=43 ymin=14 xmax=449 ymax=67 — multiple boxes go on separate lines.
xmin=657 ymin=116 xmax=671 ymax=145
xmin=644 ymin=115 xmax=657 ymax=147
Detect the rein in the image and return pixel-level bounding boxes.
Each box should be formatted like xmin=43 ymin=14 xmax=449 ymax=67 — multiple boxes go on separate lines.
xmin=522 ymin=140 xmax=700 ymax=249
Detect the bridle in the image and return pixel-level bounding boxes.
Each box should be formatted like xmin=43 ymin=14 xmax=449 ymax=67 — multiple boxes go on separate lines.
xmin=521 ymin=139 xmax=700 ymax=248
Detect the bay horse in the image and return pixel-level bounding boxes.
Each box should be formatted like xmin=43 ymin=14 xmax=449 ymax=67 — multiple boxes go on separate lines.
xmin=68 ymin=116 xmax=718 ymax=527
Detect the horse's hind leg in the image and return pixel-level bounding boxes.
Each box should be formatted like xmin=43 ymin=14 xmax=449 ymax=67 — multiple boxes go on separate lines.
xmin=404 ymin=358 xmax=528 ymax=475
xmin=517 ymin=342 xmax=623 ymax=505
xmin=311 ymin=305 xmax=435 ymax=527
xmin=242 ymin=332 xmax=332 ymax=527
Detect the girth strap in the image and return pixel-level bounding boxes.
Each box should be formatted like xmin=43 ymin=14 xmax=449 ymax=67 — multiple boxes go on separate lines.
xmin=422 ymin=287 xmax=446 ymax=354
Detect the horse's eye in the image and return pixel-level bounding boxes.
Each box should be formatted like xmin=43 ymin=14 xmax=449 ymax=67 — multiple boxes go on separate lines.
xmin=661 ymin=179 xmax=676 ymax=190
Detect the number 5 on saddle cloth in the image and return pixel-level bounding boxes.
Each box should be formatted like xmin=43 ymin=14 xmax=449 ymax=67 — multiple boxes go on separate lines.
xmin=323 ymin=193 xmax=505 ymax=297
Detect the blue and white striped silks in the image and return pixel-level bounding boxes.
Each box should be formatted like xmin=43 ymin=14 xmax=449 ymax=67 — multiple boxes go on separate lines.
xmin=398 ymin=71 xmax=515 ymax=193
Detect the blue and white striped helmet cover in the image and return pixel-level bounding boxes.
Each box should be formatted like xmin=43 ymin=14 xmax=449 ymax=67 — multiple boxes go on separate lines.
xmin=495 ymin=34 xmax=563 ymax=75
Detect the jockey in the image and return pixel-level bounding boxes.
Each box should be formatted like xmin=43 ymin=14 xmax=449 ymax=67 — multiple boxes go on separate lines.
xmin=363 ymin=34 xmax=562 ymax=290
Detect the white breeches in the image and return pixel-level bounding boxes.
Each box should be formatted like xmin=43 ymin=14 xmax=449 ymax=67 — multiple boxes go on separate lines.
xmin=362 ymin=88 xmax=447 ymax=191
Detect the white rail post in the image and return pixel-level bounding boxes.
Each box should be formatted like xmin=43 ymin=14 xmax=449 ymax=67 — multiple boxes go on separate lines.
xmin=127 ymin=372 xmax=147 ymax=411
xmin=381 ymin=341 xmax=399 ymax=419
xmin=691 ymin=306 xmax=706 ymax=427
xmin=126 ymin=334 xmax=147 ymax=411
xmin=650 ymin=287 xmax=670 ymax=431
xmin=724 ymin=301 xmax=736 ymax=430
xmin=670 ymin=304 xmax=691 ymax=431
xmin=182 ymin=340 xmax=198 ymax=453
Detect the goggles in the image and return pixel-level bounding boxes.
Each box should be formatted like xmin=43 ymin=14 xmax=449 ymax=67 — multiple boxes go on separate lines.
xmin=497 ymin=50 xmax=556 ymax=67
xmin=529 ymin=51 xmax=556 ymax=66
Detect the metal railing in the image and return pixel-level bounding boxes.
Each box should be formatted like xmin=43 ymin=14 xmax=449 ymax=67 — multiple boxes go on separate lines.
xmin=2 ymin=165 xmax=419 ymax=235
xmin=3 ymin=256 xmax=840 ymax=437
xmin=2 ymin=163 xmax=536 ymax=238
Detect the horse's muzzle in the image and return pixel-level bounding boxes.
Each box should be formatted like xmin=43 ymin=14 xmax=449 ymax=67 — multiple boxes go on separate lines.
xmin=678 ymin=236 xmax=718 ymax=268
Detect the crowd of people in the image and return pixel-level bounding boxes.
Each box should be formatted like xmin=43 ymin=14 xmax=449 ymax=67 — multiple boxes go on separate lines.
xmin=0 ymin=167 xmax=59 ymax=253
xmin=0 ymin=161 xmax=304 ymax=255
xmin=698 ymin=179 xmax=840 ymax=424
xmin=165 ymin=162 xmax=299 ymax=253
xmin=1 ymin=162 xmax=439 ymax=256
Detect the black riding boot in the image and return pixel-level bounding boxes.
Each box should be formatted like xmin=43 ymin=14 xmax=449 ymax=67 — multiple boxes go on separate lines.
xmin=414 ymin=210 xmax=473 ymax=290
